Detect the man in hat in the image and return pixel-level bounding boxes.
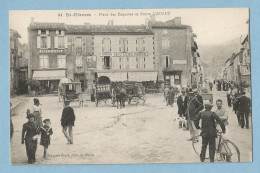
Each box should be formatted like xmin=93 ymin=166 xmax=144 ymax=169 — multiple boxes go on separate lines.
xmin=61 ymin=100 xmax=75 ymax=144
xmin=194 ymin=103 xmax=226 ymax=163
xmin=186 ymin=90 xmax=204 ymax=141
xmin=237 ymin=90 xmax=251 ymax=129
xmin=177 ymin=88 xmax=188 ymax=129
xmin=21 ymin=113 xmax=39 ymax=164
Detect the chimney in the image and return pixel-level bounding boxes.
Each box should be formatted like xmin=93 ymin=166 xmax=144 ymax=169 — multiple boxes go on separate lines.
xmin=108 ymin=20 xmax=114 ymax=26
xmin=84 ymin=23 xmax=91 ymax=29
xmin=174 ymin=17 xmax=181 ymax=25
xmin=31 ymin=17 xmax=34 ymax=23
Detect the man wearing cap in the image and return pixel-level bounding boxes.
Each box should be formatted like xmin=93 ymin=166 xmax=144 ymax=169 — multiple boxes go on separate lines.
xmin=186 ymin=90 xmax=204 ymax=141
xmin=177 ymin=88 xmax=188 ymax=128
xmin=61 ymin=100 xmax=76 ymax=144
xmin=237 ymin=91 xmax=251 ymax=129
xmin=194 ymin=103 xmax=226 ymax=163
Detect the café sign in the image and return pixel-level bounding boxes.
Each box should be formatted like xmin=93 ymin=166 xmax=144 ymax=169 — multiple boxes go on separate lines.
xmin=39 ymin=49 xmax=64 ymax=53
xmin=173 ymin=60 xmax=187 ymax=65
xmin=101 ymin=52 xmax=148 ymax=57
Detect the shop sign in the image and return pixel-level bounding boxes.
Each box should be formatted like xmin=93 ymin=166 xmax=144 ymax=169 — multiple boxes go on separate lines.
xmin=39 ymin=49 xmax=64 ymax=53
xmin=173 ymin=60 xmax=187 ymax=65
xmin=101 ymin=52 xmax=148 ymax=57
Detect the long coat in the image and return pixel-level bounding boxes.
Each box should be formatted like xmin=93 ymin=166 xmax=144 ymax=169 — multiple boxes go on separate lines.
xmin=237 ymin=95 xmax=251 ymax=113
xmin=187 ymin=96 xmax=204 ymax=120
xmin=168 ymin=90 xmax=175 ymax=105
xmin=61 ymin=106 xmax=76 ymax=127
xmin=194 ymin=110 xmax=226 ymax=138
xmin=177 ymin=95 xmax=187 ymax=115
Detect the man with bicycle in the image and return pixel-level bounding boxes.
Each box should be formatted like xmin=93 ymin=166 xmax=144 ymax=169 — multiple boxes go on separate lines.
xmin=194 ymin=103 xmax=226 ymax=163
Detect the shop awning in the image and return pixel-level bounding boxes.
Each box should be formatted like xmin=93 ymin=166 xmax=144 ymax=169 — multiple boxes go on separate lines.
xmin=128 ymin=71 xmax=158 ymax=82
xmin=32 ymin=70 xmax=66 ymax=80
xmin=97 ymin=72 xmax=127 ymax=82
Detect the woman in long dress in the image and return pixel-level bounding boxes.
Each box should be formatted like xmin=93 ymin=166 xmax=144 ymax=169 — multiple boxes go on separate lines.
xmin=31 ymin=98 xmax=43 ymax=129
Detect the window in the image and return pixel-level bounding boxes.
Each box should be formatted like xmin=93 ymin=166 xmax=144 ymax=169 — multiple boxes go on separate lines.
xmin=174 ymin=74 xmax=181 ymax=85
xmin=40 ymin=37 xmax=47 ymax=49
xmin=165 ymin=56 xmax=169 ymax=67
xmin=103 ymin=56 xmax=110 ymax=69
xmin=119 ymin=38 xmax=128 ymax=52
xmin=58 ymin=36 xmax=65 ymax=49
xmin=162 ymin=38 xmax=170 ymax=50
xmin=75 ymin=37 xmax=82 ymax=53
xmin=76 ymin=56 xmax=83 ymax=67
xmin=136 ymin=38 xmax=145 ymax=52
xmin=39 ymin=55 xmax=49 ymax=68
xmin=57 ymin=55 xmax=66 ymax=68
xmin=102 ymin=38 xmax=111 ymax=52
xmin=143 ymin=57 xmax=146 ymax=68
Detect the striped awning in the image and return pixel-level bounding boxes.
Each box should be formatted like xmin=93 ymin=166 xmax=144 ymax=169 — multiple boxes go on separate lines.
xmin=97 ymin=72 xmax=127 ymax=82
xmin=32 ymin=70 xmax=66 ymax=80
xmin=128 ymin=71 xmax=158 ymax=82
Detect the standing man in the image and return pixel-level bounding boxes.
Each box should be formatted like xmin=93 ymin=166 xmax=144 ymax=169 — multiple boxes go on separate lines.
xmin=237 ymin=91 xmax=251 ymax=129
xmin=177 ymin=88 xmax=188 ymax=129
xmin=194 ymin=103 xmax=226 ymax=163
xmin=61 ymin=100 xmax=75 ymax=144
xmin=186 ymin=91 xmax=204 ymax=141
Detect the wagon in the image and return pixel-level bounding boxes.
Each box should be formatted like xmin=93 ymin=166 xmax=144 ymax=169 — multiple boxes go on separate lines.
xmin=123 ymin=81 xmax=146 ymax=106
xmin=94 ymin=76 xmax=112 ymax=107
xmin=58 ymin=82 xmax=82 ymax=103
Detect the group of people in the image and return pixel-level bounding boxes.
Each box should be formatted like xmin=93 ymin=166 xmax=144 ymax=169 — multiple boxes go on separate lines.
xmin=22 ymin=98 xmax=76 ymax=164
xmin=163 ymin=86 xmax=179 ymax=107
xmin=214 ymin=79 xmax=229 ymax=91
xmin=171 ymin=85 xmax=229 ymax=163
xmin=22 ymin=98 xmax=53 ymax=164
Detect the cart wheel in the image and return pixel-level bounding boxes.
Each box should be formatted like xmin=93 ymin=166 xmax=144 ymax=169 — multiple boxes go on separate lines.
xmin=95 ymin=98 xmax=98 ymax=107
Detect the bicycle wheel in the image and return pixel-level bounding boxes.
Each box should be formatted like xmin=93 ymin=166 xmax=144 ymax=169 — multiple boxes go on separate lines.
xmin=192 ymin=135 xmax=209 ymax=159
xmin=219 ymin=139 xmax=240 ymax=162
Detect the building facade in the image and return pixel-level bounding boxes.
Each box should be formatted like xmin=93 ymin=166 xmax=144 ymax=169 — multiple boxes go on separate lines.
xmin=149 ymin=17 xmax=201 ymax=87
xmin=10 ymin=29 xmax=21 ymax=96
xmin=28 ymin=18 xmax=201 ymax=94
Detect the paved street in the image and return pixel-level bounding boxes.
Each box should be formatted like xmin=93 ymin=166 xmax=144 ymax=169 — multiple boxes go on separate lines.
xmin=10 ymin=88 xmax=252 ymax=164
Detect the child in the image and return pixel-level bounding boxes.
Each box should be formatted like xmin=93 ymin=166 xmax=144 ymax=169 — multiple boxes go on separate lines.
xmin=79 ymin=92 xmax=84 ymax=107
xmin=40 ymin=119 xmax=53 ymax=159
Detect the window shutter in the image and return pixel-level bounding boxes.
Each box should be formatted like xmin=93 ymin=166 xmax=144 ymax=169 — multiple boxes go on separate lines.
xmin=64 ymin=36 xmax=68 ymax=48
xmin=47 ymin=36 xmax=51 ymax=48
xmin=82 ymin=37 xmax=85 ymax=52
xmin=38 ymin=30 xmax=41 ymax=35
xmin=46 ymin=30 xmax=49 ymax=35
xmin=56 ymin=30 xmax=59 ymax=35
xmin=39 ymin=56 xmax=44 ymax=68
xmin=126 ymin=39 xmax=128 ymax=52
xmin=54 ymin=36 xmax=58 ymax=48
xmin=37 ymin=36 xmax=41 ymax=48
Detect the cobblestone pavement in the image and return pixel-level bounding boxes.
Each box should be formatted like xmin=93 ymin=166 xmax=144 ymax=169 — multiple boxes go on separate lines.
xmin=10 ymin=88 xmax=252 ymax=165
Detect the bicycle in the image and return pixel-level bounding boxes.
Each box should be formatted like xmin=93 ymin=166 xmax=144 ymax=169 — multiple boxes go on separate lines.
xmin=192 ymin=131 xmax=240 ymax=162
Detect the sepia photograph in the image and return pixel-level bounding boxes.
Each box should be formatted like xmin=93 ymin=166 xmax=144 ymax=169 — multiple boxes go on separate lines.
xmin=9 ymin=8 xmax=252 ymax=165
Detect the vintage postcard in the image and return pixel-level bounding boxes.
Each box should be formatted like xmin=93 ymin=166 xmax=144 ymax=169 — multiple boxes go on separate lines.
xmin=9 ymin=8 xmax=251 ymax=165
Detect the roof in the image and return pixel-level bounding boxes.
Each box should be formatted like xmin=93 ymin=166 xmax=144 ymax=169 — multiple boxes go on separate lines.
xmin=241 ymin=35 xmax=249 ymax=45
xmin=66 ymin=24 xmax=153 ymax=34
xmin=150 ymin=20 xmax=192 ymax=30
xmin=28 ymin=22 xmax=66 ymax=30
xmin=9 ymin=29 xmax=21 ymax=38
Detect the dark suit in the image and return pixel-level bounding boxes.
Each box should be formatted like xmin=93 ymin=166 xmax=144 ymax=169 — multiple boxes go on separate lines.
xmin=194 ymin=110 xmax=225 ymax=162
xmin=177 ymin=95 xmax=187 ymax=127
xmin=237 ymin=95 xmax=251 ymax=128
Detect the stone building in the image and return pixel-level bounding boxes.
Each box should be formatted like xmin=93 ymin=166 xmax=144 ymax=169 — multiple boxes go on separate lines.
xmin=148 ymin=17 xmax=201 ymax=87
xmin=10 ymin=29 xmax=21 ymax=96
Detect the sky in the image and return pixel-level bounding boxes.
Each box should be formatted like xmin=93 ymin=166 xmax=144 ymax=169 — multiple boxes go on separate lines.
xmin=9 ymin=8 xmax=249 ymax=46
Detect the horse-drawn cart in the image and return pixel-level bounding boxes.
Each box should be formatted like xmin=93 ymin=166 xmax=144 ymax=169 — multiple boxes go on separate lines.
xmin=94 ymin=76 xmax=112 ymax=107
xmin=58 ymin=78 xmax=82 ymax=102
xmin=123 ymin=81 xmax=146 ymax=106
